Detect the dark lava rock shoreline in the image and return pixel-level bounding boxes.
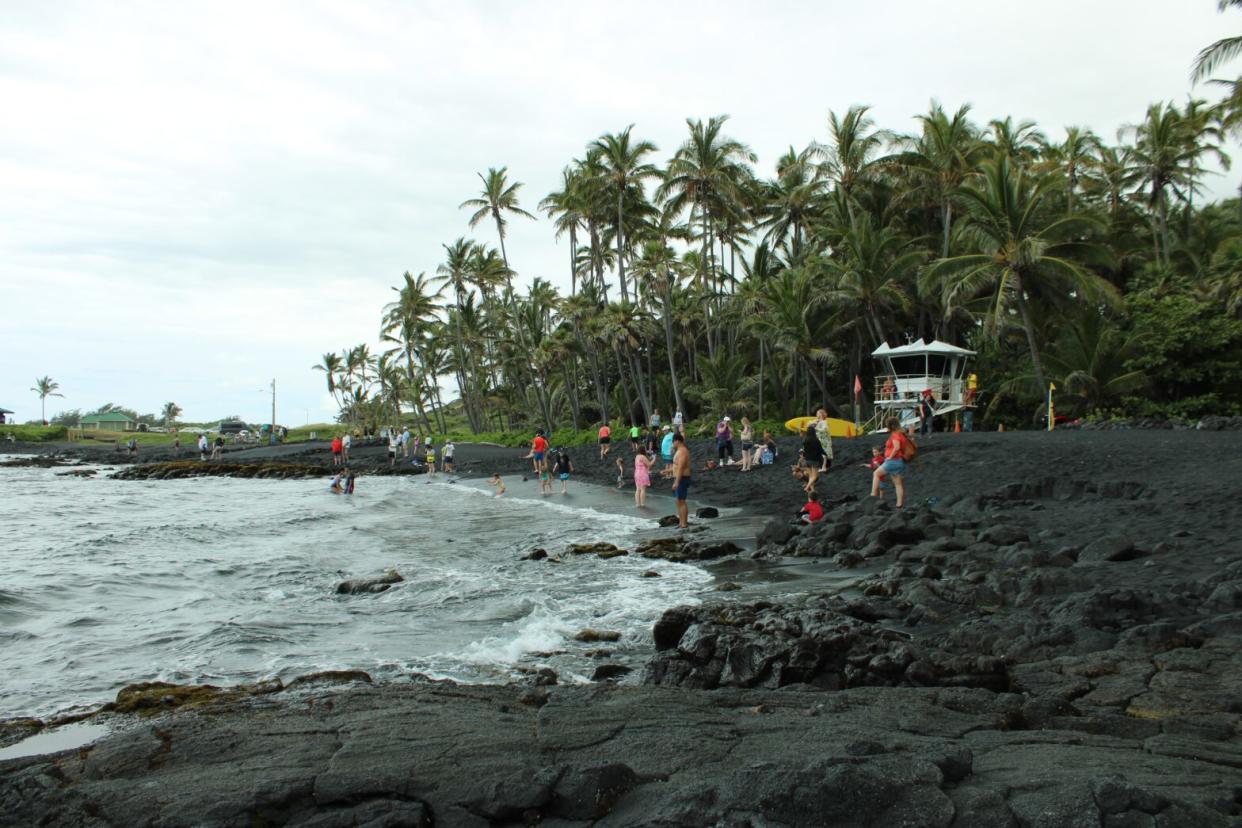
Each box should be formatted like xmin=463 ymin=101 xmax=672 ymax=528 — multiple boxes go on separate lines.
xmin=3 ymin=430 xmax=1242 ymax=826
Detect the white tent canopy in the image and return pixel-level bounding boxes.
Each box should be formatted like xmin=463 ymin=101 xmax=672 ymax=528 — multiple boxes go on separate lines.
xmin=872 ymin=338 xmax=976 ymax=358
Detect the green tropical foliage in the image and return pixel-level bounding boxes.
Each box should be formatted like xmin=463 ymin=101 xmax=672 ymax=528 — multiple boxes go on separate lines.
xmin=323 ymin=47 xmax=1242 ymax=433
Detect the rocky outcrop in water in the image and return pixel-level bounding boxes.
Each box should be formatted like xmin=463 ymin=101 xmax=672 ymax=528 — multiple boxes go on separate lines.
xmin=335 ymin=570 xmax=404 ymax=595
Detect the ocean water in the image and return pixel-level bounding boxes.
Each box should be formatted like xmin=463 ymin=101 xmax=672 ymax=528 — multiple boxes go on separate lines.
xmin=0 ymin=460 xmax=717 ymax=720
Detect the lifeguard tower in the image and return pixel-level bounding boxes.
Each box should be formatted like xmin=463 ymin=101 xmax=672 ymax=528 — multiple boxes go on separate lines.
xmin=870 ymin=339 xmax=975 ymax=429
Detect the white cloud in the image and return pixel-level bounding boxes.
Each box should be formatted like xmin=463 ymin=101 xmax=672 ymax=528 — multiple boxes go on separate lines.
xmin=0 ymin=0 xmax=1236 ymax=422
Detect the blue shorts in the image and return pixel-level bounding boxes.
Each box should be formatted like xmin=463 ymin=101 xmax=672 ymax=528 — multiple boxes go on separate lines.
xmin=533 ymin=451 xmax=544 ymax=462
xmin=559 ymin=473 xmax=569 ymax=481
xmin=675 ymin=477 xmax=692 ymax=501
xmin=880 ymin=458 xmax=906 ymax=476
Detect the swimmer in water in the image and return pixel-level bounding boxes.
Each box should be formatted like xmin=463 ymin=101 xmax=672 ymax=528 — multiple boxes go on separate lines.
xmin=489 ymin=473 xmax=506 ymax=497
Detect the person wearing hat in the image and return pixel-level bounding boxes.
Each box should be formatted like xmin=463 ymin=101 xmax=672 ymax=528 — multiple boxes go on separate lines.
xmin=715 ymin=416 xmax=734 ymax=465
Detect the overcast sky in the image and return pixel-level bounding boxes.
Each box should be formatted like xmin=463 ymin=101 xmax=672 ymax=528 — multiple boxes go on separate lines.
xmin=1 ymin=1 xmax=1236 ymax=425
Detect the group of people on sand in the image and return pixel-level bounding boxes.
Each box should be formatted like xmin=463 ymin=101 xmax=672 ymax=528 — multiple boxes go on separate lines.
xmin=508 ymin=429 xmax=574 ymax=497
xmin=795 ymin=413 xmax=916 ymax=523
xmin=326 ymin=429 xmax=456 ymax=474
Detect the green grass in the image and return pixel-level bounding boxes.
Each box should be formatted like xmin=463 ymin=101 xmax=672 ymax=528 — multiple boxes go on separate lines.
xmin=0 ymin=424 xmax=69 ymax=442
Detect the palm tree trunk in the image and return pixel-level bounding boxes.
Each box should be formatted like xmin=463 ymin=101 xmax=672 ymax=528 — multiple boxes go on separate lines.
xmin=569 ymin=224 xmax=578 ymax=296
xmin=662 ymin=282 xmax=684 ymax=417
xmin=614 ymin=347 xmax=637 ymax=422
xmin=941 ymin=199 xmax=952 ymax=258
xmin=616 ymin=189 xmax=628 ymax=304
xmin=1014 ymin=284 xmax=1048 ymax=394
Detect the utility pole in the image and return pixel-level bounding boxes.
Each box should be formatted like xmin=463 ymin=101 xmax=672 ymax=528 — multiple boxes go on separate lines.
xmin=270 ymin=378 xmax=277 ymax=445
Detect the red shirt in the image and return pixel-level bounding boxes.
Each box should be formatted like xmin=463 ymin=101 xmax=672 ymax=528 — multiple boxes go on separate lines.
xmin=599 ymin=426 xmax=610 ymax=438
xmin=802 ymin=501 xmax=825 ymax=522
xmin=331 ymin=438 xmax=342 ymax=453
xmin=532 ymin=436 xmax=548 ymax=453
xmin=868 ymin=455 xmax=884 ymax=470
xmin=885 ymin=432 xmax=906 ymax=460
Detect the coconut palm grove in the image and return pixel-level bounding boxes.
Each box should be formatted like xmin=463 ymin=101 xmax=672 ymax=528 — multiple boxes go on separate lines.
xmin=317 ymin=19 xmax=1242 ymax=439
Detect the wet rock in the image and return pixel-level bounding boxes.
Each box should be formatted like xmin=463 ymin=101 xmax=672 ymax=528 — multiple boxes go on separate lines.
xmin=715 ymin=582 xmax=741 ymax=592
xmin=641 ymin=570 xmax=661 ymax=578
xmin=574 ymin=629 xmax=621 ymax=643
xmin=590 ymin=664 xmax=632 ymax=682
xmin=757 ymin=518 xmax=798 ymax=548
xmin=657 ymin=515 xmax=680 ymax=527
xmin=521 ymin=548 xmax=548 ymax=561
xmin=1079 ymin=535 xmax=1139 ymax=564
xmin=285 ymin=670 xmax=373 ymax=690
xmin=335 ymin=570 xmax=404 ymax=594
xmin=568 ymin=542 xmax=624 ymax=556
xmin=695 ymin=506 xmax=719 ymax=519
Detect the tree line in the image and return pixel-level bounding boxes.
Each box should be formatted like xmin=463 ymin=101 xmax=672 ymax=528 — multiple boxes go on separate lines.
xmin=318 ymin=18 xmax=1242 ymax=434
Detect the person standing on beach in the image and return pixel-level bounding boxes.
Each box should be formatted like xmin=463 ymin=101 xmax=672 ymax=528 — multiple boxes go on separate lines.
xmin=554 ymin=448 xmax=573 ymax=493
xmin=813 ymin=408 xmax=834 ymax=473
xmin=531 ymin=429 xmax=549 ymax=474
xmin=715 ymin=417 xmax=733 ymax=465
xmin=660 ymin=425 xmax=674 ymax=467
xmin=211 ymin=435 xmax=223 ymax=461
xmin=649 ymin=408 xmax=661 ymax=430
xmin=198 ymin=433 xmax=208 ymax=461
xmin=871 ymin=416 xmax=911 ymax=508
xmin=331 ymin=435 xmax=343 ymax=467
xmin=739 ymin=417 xmax=755 ymax=472
xmin=442 ymin=441 xmax=455 ymax=473
xmin=670 ymin=432 xmax=692 ymax=529
xmin=673 ymin=409 xmax=684 ymax=435
xmin=634 ymin=450 xmax=652 ymax=507
xmin=387 ymin=430 xmax=399 ymax=467
xmin=629 ymin=422 xmax=641 ymax=452
xmin=919 ymin=389 xmax=936 ymax=437
xmin=425 ymin=441 xmax=436 ymax=476
xmin=598 ymin=423 xmax=611 ymax=459
xmin=800 ymin=426 xmax=824 ymax=493
xmin=400 ymin=426 xmax=410 ymax=458
xmin=342 ymin=432 xmax=352 ymax=462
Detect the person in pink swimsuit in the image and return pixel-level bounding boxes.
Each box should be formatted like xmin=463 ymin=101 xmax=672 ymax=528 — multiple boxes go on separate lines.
xmin=633 ymin=451 xmax=652 ymax=507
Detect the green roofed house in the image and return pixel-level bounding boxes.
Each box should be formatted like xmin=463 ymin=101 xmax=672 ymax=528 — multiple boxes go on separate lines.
xmin=80 ymin=412 xmax=136 ymax=432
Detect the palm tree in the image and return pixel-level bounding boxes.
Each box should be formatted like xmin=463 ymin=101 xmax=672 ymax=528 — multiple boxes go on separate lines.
xmin=986 ymin=116 xmax=1045 ymax=167
xmin=1192 ymin=0 xmax=1242 ymax=82
xmin=818 ymin=213 xmax=922 ymax=347
xmin=539 ymin=167 xmax=588 ymax=295
xmin=922 ymin=159 xmax=1118 ymax=393
xmin=658 ymin=115 xmax=757 ymax=355
xmin=31 ymin=376 xmax=63 ymax=424
xmin=161 ymin=402 xmax=182 ymax=429
xmin=460 ymin=166 xmax=535 ymax=273
xmin=312 ymin=352 xmax=344 ymax=415
xmin=757 ymin=147 xmax=823 ymax=261
xmin=592 ymin=125 xmax=660 ymax=303
xmin=815 ymin=105 xmax=885 ymax=222
xmin=1042 ymin=127 xmax=1101 ymax=214
xmin=897 ymin=101 xmax=985 ymax=258
xmin=1124 ymin=103 xmax=1207 ymax=266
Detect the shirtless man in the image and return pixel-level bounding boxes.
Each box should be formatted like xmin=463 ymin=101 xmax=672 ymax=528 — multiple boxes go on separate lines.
xmin=670 ymin=432 xmax=692 ymax=529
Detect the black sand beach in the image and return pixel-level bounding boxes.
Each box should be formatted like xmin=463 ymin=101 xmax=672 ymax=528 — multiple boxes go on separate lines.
xmin=2 ymin=428 xmax=1241 ymax=826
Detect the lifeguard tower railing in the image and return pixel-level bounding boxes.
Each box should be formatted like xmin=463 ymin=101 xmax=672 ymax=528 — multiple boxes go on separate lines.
xmin=870 ymin=339 xmax=975 ymax=429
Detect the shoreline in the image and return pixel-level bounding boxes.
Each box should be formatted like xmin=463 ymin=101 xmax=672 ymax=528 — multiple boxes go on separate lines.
xmin=4 ymin=429 xmax=1242 ymax=825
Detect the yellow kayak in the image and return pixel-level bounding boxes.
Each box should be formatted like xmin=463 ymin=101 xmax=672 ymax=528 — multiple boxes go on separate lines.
xmin=784 ymin=416 xmax=860 ymax=438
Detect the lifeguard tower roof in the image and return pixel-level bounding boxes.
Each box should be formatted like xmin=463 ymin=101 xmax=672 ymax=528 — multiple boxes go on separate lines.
xmin=871 ymin=338 xmax=975 ymax=358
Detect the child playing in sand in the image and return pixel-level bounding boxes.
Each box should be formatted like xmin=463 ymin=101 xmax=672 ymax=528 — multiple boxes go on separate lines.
xmin=634 ymin=451 xmax=652 ymax=507
xmin=489 ymin=474 xmax=505 ymax=497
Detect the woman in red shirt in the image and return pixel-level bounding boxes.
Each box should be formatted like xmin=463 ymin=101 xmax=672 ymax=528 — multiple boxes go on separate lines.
xmin=870 ymin=417 xmax=908 ymax=508
xmin=598 ymin=424 xmax=611 ymax=459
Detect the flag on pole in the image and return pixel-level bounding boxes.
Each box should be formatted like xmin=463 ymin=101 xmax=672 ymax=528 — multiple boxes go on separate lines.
xmin=853 ymin=375 xmax=862 ymax=400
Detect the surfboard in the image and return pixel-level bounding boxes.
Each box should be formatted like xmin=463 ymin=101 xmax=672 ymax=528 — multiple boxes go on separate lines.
xmin=784 ymin=416 xmax=860 ymax=437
